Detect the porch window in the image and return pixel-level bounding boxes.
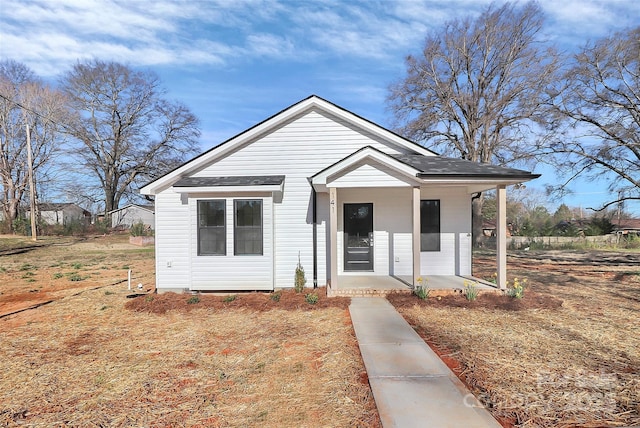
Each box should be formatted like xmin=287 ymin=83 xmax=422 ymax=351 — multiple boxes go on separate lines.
xmin=197 ymin=200 xmax=226 ymax=255
xmin=234 ymin=199 xmax=263 ymax=255
xmin=420 ymin=199 xmax=440 ymax=251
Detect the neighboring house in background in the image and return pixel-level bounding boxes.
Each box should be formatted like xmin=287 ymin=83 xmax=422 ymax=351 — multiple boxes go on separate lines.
xmin=27 ymin=203 xmax=91 ymax=226
xmin=141 ymin=96 xmax=539 ymax=294
xmin=613 ymin=218 xmax=640 ymax=236
xmin=109 ymin=204 xmax=155 ymax=229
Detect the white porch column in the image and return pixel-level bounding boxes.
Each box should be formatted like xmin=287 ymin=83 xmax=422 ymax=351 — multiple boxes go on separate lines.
xmin=496 ymin=185 xmax=507 ymax=289
xmin=412 ymin=186 xmax=421 ymax=286
xmin=329 ymin=187 xmax=338 ymax=289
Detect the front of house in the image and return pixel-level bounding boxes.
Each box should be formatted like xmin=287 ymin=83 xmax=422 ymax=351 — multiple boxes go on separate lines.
xmin=141 ymin=96 xmax=539 ymax=294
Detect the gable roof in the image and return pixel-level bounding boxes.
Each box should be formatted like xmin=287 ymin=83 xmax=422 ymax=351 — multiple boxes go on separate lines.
xmin=311 ymin=145 xmax=540 ymax=191
xmin=141 ymin=95 xmax=436 ymax=196
xmin=108 ymin=204 xmax=155 ymax=215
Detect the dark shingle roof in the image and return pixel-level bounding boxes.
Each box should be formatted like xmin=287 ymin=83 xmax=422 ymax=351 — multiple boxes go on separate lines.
xmin=392 ymin=154 xmax=539 ymax=179
xmin=174 ymin=175 xmax=285 ymax=187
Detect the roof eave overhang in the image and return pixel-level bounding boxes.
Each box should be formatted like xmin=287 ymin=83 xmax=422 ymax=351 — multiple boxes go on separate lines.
xmin=172 ymin=184 xmax=283 ymax=194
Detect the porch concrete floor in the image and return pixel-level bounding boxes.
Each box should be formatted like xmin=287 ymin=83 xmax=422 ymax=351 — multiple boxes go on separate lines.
xmin=335 ymin=275 xmax=497 ymax=291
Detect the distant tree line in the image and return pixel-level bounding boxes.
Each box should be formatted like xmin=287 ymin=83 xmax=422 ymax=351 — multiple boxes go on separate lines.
xmin=482 ymin=194 xmax=619 ymax=238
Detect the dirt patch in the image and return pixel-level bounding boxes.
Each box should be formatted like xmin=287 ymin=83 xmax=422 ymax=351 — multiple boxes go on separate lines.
xmin=126 ymin=287 xmax=350 ymax=314
xmin=393 ymin=251 xmax=640 ymax=428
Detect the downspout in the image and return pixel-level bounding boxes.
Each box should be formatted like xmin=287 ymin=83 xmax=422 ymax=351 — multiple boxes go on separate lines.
xmin=312 ymin=187 xmax=318 ymax=288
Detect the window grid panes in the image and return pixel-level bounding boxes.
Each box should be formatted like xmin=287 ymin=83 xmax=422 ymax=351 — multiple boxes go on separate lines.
xmin=234 ymin=199 xmax=263 ymax=255
xmin=197 ymin=200 xmax=226 ymax=255
xmin=420 ymin=199 xmax=440 ymax=252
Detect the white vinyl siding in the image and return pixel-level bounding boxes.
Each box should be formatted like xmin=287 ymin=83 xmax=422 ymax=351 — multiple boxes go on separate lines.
xmin=154 ymin=191 xmax=191 ymax=291
xmin=420 ymin=188 xmax=471 ymax=276
xmin=189 ymin=109 xmax=415 ymax=289
xmin=337 ymin=188 xmax=413 ymax=276
xmin=329 ymin=161 xmax=415 ymax=188
xmin=190 ymin=196 xmax=273 ymax=290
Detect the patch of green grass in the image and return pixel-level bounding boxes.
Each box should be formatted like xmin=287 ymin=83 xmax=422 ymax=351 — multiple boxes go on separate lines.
xmin=104 ymin=290 xmax=115 ymax=296
xmin=122 ymin=265 xmax=130 ymax=270
xmin=21 ymin=271 xmax=35 ymax=278
xmin=67 ymin=273 xmax=87 ymax=282
xmin=187 ymin=295 xmax=200 ymax=304
xmin=71 ymin=262 xmax=83 ymax=270
xmin=19 ymin=263 xmax=36 ymax=271
xmin=53 ymin=272 xmax=64 ymax=279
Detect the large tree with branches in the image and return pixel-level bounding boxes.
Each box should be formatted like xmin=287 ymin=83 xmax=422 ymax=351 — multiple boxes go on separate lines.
xmin=61 ymin=60 xmax=201 ymax=215
xmin=0 ymin=60 xmax=69 ymax=231
xmin=548 ymin=27 xmax=640 ymax=212
xmin=388 ymin=2 xmax=560 ymax=244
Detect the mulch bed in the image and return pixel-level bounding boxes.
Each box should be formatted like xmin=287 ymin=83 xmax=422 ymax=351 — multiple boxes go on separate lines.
xmin=126 ymin=286 xmax=351 ymax=314
xmin=387 ymin=290 xmax=563 ymax=311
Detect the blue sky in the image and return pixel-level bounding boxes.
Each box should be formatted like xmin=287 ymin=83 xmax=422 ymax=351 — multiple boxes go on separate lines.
xmin=1 ymin=0 xmax=639 ymax=215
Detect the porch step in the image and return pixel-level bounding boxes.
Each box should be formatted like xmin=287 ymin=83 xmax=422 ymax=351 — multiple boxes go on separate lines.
xmin=327 ymin=287 xmax=413 ymax=298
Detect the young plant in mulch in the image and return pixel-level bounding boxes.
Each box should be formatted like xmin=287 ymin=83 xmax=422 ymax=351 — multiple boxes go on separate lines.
xmin=186 ymin=295 xmax=200 ymax=304
xmin=223 ymin=295 xmax=237 ymax=303
xmin=305 ymin=293 xmax=319 ymax=305
xmin=294 ymin=252 xmax=306 ymax=293
xmin=463 ymin=280 xmax=479 ymax=301
xmin=506 ymin=277 xmax=527 ymax=299
xmin=414 ymin=276 xmax=430 ymax=300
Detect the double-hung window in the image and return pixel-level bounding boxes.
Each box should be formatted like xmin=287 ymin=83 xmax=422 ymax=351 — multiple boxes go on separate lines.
xmin=198 ymin=200 xmax=226 ymax=255
xmin=234 ymin=199 xmax=263 ymax=255
xmin=420 ymin=199 xmax=441 ymax=252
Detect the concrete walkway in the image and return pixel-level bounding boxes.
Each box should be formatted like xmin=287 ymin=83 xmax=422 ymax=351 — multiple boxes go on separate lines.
xmin=349 ymin=297 xmax=501 ymax=428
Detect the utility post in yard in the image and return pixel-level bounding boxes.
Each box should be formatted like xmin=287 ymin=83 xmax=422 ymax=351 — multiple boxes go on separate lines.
xmin=26 ymin=123 xmax=37 ymax=241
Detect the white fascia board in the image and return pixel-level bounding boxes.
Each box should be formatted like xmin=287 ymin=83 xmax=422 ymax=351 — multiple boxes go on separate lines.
xmin=313 ymin=147 xmax=420 ymax=186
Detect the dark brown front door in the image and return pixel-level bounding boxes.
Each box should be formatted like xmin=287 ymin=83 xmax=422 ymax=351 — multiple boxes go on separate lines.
xmin=344 ymin=203 xmax=373 ymax=271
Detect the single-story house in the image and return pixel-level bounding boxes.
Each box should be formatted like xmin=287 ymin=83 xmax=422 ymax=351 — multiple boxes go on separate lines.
xmin=109 ymin=204 xmax=155 ymax=229
xmin=27 ymin=203 xmax=91 ymax=226
xmin=613 ymin=218 xmax=640 ymax=236
xmin=141 ymin=96 xmax=540 ymax=294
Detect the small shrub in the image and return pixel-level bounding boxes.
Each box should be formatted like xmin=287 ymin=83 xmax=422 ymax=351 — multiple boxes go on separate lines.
xmin=53 ymin=272 xmax=64 ymax=279
xmin=294 ymin=253 xmax=306 ymax=293
xmin=414 ymin=276 xmax=430 ymax=300
xmin=507 ymin=277 xmax=527 ymax=299
xmin=463 ymin=280 xmax=479 ymax=301
xmin=187 ymin=295 xmax=200 ymax=304
xmin=20 ymin=263 xmax=35 ymax=271
xmin=270 ymin=291 xmax=281 ymax=302
xmin=305 ymin=293 xmax=319 ymax=305
xmin=68 ymin=273 xmax=86 ymax=282
xmin=130 ymin=221 xmax=153 ymax=237
xmin=145 ymin=295 xmax=154 ymax=302
xmin=71 ymin=262 xmax=83 ymax=270
xmin=223 ymin=295 xmax=236 ymax=303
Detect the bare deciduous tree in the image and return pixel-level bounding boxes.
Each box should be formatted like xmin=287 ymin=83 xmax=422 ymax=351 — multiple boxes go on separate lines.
xmin=0 ymin=60 xmax=68 ymax=231
xmin=548 ymin=27 xmax=640 ymax=211
xmin=388 ymin=2 xmax=560 ymax=244
xmin=61 ymin=60 xmax=201 ymax=215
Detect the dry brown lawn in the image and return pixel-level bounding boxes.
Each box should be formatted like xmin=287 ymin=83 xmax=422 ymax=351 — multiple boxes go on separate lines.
xmin=390 ymin=250 xmax=640 ymax=428
xmin=0 ymin=235 xmax=379 ymax=427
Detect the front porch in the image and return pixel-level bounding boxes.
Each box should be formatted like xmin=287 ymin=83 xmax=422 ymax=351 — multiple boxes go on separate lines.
xmin=327 ymin=275 xmax=499 ymax=297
